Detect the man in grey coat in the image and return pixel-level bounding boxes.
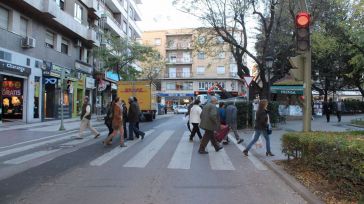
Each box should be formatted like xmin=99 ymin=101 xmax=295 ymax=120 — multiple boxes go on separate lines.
xmin=225 ymin=103 xmax=244 ymax=144
xmin=198 ymin=96 xmax=223 ymax=154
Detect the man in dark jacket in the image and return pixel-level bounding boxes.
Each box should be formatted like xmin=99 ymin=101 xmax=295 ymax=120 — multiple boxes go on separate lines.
xmin=128 ymin=97 xmax=145 ymax=140
xmin=198 ymin=96 xmax=223 ymax=154
xmin=121 ymin=100 xmax=128 ymax=139
xmin=225 ymin=103 xmax=243 ymax=144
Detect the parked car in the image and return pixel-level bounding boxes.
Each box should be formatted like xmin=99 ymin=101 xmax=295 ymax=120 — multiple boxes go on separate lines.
xmin=174 ymin=105 xmax=188 ymax=114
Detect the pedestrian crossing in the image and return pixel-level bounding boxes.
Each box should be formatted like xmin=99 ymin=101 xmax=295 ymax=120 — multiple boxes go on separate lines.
xmin=0 ymin=128 xmax=268 ymax=172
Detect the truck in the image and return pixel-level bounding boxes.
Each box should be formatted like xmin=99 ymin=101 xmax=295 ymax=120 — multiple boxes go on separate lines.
xmin=117 ymin=81 xmax=157 ymax=121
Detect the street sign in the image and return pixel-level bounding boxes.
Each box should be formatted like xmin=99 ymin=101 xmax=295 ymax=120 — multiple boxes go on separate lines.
xmin=244 ymin=76 xmax=254 ymax=86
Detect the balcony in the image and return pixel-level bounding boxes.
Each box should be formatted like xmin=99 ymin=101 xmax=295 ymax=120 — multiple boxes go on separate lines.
xmin=128 ymin=19 xmax=142 ymax=38
xmin=166 ymin=43 xmax=192 ymax=50
xmin=105 ymin=0 xmax=123 ymax=13
xmin=166 ymin=58 xmax=193 ymax=65
xmin=164 ymin=72 xmax=193 ymax=79
xmin=100 ymin=10 xmax=126 ymax=38
xmin=88 ymin=29 xmax=100 ymax=46
xmin=129 ymin=0 xmax=142 ymax=21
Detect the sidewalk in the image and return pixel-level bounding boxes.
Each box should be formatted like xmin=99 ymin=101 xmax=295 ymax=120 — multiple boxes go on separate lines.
xmin=0 ymin=113 xmax=175 ymax=133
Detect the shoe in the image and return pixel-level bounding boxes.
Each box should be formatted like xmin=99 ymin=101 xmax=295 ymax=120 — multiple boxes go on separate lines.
xmin=94 ymin=134 xmax=100 ymax=139
xmin=120 ymin=143 xmax=127 ymax=147
xmin=243 ymin=150 xmax=248 ymax=156
xmin=75 ymin=137 xmax=83 ymax=140
xmin=216 ymin=146 xmax=223 ymax=152
xmin=222 ymin=141 xmax=229 ymax=145
xmin=141 ymin=132 xmax=145 ymax=140
xmin=237 ymin=139 xmax=244 ymax=144
xmin=102 ymin=141 xmax=112 ymax=146
xmin=198 ymin=150 xmax=208 ymax=154
xmin=127 ymin=138 xmax=134 ymax=141
xmin=136 ymin=135 xmax=140 ymax=139
xmin=189 ymin=137 xmax=193 ymax=142
xmin=266 ymin=152 xmax=275 ymax=156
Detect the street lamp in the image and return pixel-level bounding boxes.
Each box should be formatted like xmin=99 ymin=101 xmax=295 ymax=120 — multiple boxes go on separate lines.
xmin=265 ymin=56 xmax=274 ymax=101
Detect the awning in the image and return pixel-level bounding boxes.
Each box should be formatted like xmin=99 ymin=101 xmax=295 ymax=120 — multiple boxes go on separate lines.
xmin=271 ymin=85 xmax=303 ymax=95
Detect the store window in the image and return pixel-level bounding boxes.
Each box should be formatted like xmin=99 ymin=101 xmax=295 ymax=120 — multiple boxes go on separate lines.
xmin=61 ymin=38 xmax=69 ymax=54
xmin=20 ymin=17 xmax=28 ymax=37
xmin=0 ymin=6 xmax=8 ymax=30
xmin=45 ymin=30 xmax=55 ymax=48
xmin=183 ymin=82 xmax=193 ymax=90
xmin=34 ymin=76 xmax=40 ymax=118
xmin=2 ymin=77 xmax=23 ymax=120
xmin=74 ymin=3 xmax=83 ymax=23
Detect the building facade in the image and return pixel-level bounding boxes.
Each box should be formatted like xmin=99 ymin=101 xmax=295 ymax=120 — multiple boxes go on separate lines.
xmin=141 ymin=28 xmax=246 ymax=109
xmin=0 ymin=0 xmax=142 ymax=123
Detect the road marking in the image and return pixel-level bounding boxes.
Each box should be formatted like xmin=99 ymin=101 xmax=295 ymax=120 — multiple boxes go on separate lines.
xmin=124 ymin=130 xmax=174 ymax=168
xmin=61 ymin=136 xmax=93 ymax=146
xmin=90 ymin=130 xmax=154 ymax=166
xmin=207 ymin=144 xmax=235 ymax=171
xmin=167 ymin=131 xmax=193 ymax=170
xmin=3 ymin=149 xmax=60 ymax=165
xmin=228 ymin=134 xmax=268 ymax=171
xmin=0 ymin=130 xmax=79 ymax=150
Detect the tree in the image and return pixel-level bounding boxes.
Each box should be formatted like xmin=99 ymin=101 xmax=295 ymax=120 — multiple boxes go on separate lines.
xmin=96 ymin=33 xmax=155 ymax=81
xmin=139 ymin=50 xmax=165 ymax=85
xmin=173 ymin=0 xmax=280 ymax=98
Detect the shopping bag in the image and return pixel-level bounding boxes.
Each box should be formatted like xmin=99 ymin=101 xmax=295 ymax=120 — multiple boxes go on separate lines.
xmin=215 ymin=125 xmax=229 ymax=142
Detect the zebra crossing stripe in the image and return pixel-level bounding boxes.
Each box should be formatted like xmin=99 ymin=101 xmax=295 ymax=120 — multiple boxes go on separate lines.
xmin=207 ymin=144 xmax=235 ymax=171
xmin=124 ymin=130 xmax=174 ymax=168
xmin=167 ymin=132 xmax=193 ymax=170
xmin=90 ymin=130 xmax=154 ymax=166
xmin=228 ymin=134 xmax=268 ymax=171
xmin=3 ymin=149 xmax=60 ymax=165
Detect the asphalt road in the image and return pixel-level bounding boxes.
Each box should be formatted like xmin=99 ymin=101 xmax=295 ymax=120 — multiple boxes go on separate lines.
xmin=0 ymin=115 xmax=306 ymax=204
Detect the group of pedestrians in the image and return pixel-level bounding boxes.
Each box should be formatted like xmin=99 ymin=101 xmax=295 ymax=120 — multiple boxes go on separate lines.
xmin=186 ymin=96 xmax=274 ymax=157
xmin=323 ymin=98 xmax=345 ymax=122
xmin=76 ymin=96 xmax=145 ymax=148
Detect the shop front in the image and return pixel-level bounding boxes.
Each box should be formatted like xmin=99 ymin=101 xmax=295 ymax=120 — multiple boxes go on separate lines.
xmin=103 ymin=70 xmax=119 ymax=107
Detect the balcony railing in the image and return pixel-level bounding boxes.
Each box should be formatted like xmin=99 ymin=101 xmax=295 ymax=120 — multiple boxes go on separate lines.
xmin=164 ymin=72 xmax=193 ymax=78
xmin=166 ymin=59 xmax=193 ymax=64
xmin=166 ymin=43 xmax=192 ymax=50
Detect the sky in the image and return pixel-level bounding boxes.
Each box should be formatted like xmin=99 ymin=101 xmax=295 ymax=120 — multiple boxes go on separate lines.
xmin=137 ymin=0 xmax=258 ymax=69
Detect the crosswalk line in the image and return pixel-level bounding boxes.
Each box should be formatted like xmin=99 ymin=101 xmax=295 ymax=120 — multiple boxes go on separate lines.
xmin=90 ymin=129 xmax=154 ymax=166
xmin=61 ymin=136 xmax=93 ymax=146
xmin=228 ymin=134 xmax=268 ymax=171
xmin=3 ymin=149 xmax=60 ymax=165
xmin=207 ymin=144 xmax=235 ymax=171
xmin=167 ymin=131 xmax=194 ymax=170
xmin=124 ymin=130 xmax=174 ymax=168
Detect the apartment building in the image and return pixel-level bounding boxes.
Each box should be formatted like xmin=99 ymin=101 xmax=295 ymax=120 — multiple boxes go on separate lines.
xmin=0 ymin=0 xmax=142 ymax=123
xmin=142 ymin=28 xmax=246 ymax=108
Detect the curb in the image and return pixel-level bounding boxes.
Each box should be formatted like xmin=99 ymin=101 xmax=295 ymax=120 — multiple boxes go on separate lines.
xmin=254 ymin=153 xmax=324 ymax=204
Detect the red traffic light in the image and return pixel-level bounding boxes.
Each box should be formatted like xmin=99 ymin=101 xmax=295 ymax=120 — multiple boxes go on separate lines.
xmin=296 ymin=12 xmax=310 ymax=28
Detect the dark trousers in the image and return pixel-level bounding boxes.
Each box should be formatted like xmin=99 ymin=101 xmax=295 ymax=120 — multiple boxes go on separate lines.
xmin=129 ymin=122 xmax=144 ymax=139
xmin=337 ymin=111 xmax=342 ymax=122
xmin=326 ymin=113 xmax=330 ymax=122
xmin=190 ymin=123 xmax=202 ymax=139
xmin=123 ymin=120 xmax=127 ymax=138
xmin=199 ymin=130 xmax=220 ymax=151
xmin=106 ymin=123 xmax=113 ymax=136
xmin=187 ymin=120 xmax=191 ymax=132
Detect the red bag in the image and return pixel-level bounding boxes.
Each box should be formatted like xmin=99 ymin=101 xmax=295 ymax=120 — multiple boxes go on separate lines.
xmin=215 ymin=125 xmax=229 ymax=142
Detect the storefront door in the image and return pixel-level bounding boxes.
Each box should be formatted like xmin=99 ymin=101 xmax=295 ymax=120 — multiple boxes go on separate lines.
xmin=44 ymin=83 xmax=56 ymax=119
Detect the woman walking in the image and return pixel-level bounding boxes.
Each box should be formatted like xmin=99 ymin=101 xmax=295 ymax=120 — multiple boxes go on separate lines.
xmin=103 ymin=101 xmax=114 ymax=145
xmin=243 ymin=99 xmax=274 ymax=156
xmin=103 ymin=97 xmax=127 ymax=147
xmin=189 ymin=99 xmax=203 ymax=141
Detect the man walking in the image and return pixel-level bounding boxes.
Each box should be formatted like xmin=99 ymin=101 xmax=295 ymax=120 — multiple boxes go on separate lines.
xmin=225 ymin=103 xmax=244 ymax=144
xmin=336 ymin=99 xmax=344 ymax=122
xmin=198 ymin=96 xmax=223 ymax=154
xmin=77 ymin=96 xmax=100 ymax=139
xmin=128 ymin=97 xmax=145 ymax=140
xmin=121 ymin=100 xmax=128 ymax=139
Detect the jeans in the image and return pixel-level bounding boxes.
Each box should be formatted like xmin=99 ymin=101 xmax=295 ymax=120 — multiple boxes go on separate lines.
xmin=245 ymin=129 xmax=271 ymax=153
xmin=129 ymin=122 xmax=144 ymax=139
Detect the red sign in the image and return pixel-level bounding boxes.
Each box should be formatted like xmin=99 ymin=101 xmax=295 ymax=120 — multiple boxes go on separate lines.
xmin=123 ymin=88 xmax=144 ymax=93
xmin=2 ymin=81 xmax=22 ymax=96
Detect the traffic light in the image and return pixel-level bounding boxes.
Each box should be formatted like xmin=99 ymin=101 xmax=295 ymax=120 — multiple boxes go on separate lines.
xmin=295 ymin=12 xmax=310 ymax=52
xmin=289 ymin=55 xmax=304 ymax=81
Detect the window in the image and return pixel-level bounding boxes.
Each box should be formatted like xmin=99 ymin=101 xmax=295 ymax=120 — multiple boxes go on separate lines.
xmin=169 ymin=53 xmax=176 ymax=63
xmin=154 ymin=38 xmax=161 ymax=46
xmin=216 ymin=36 xmax=224 ymax=44
xmin=122 ymin=21 xmax=127 ymax=33
xmin=45 ymin=31 xmax=55 ymax=48
xmin=123 ymin=0 xmax=128 ymax=11
xmin=217 ymin=52 xmax=225 ymax=59
xmin=230 ymin=64 xmax=237 ymax=73
xmin=86 ymin=50 xmax=91 ymax=64
xmin=198 ymin=36 xmax=205 ymax=44
xmin=182 ymin=67 xmax=190 ymax=78
xmin=217 ymin=66 xmax=225 ymax=74
xmin=26 ymin=58 xmax=30 ymax=66
xmin=128 ymin=26 xmax=132 ymax=37
xmin=0 ymin=50 xmax=11 ymax=61
xmin=129 ymin=7 xmax=134 ymax=18
xmin=197 ymin=66 xmax=205 ymax=75
xmin=183 ymin=52 xmax=191 ymax=63
xmin=0 ymin=6 xmax=9 ymax=30
xmin=183 ymin=82 xmax=193 ymax=90
xmin=74 ymin=4 xmax=83 ymax=23
xmin=166 ymin=82 xmax=175 ymax=90
xmin=56 ymin=0 xmax=65 ymax=10
xmin=61 ymin=38 xmax=69 ymax=54
xmin=35 ymin=60 xmax=41 ymax=68
xmin=197 ymin=52 xmax=205 ymax=60
xmin=169 ymin=68 xmax=176 ymax=78
xmin=79 ymin=47 xmax=84 ymax=61
xmin=19 ymin=17 xmax=28 ymax=37
xmin=198 ymin=82 xmax=205 ymax=90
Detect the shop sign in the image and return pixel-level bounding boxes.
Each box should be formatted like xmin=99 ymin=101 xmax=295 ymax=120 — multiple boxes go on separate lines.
xmin=0 ymin=61 xmax=31 ymax=76
xmin=2 ymin=81 xmax=22 ymax=97
xmin=44 ymin=77 xmax=57 ymax=84
xmin=75 ymin=61 xmax=92 ymax=74
xmin=105 ymin=71 xmax=119 ymax=82
xmin=86 ymin=77 xmax=95 ymax=89
xmin=42 ymin=63 xmax=71 ymax=78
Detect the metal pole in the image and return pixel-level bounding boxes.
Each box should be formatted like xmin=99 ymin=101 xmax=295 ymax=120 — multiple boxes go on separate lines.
xmin=303 ymin=50 xmax=312 ymax=132
xmin=59 ymin=68 xmax=65 ymax=131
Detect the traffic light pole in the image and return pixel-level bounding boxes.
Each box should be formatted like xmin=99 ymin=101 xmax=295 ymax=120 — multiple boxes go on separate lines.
xmin=303 ymin=50 xmax=312 ymax=132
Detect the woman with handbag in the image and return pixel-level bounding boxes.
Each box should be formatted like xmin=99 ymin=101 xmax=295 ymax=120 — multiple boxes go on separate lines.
xmin=243 ymin=99 xmax=274 ymax=156
xmin=103 ymin=97 xmax=127 ymax=147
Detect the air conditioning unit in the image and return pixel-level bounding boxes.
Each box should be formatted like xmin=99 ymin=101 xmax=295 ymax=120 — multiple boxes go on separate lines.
xmin=21 ymin=37 xmax=36 ymax=48
xmin=74 ymin=40 xmax=82 ymax=47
